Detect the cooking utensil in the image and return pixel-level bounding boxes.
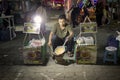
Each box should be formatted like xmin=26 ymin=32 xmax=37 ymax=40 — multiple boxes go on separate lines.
xmin=54 ymin=38 xmax=68 ymax=55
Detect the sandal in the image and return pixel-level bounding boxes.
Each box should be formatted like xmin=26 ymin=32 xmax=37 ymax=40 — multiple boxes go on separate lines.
xmin=67 ymin=51 xmax=73 ymax=57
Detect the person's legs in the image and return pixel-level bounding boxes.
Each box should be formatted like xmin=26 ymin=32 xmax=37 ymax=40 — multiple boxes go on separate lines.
xmin=52 ymin=36 xmax=66 ymax=62
xmin=99 ymin=14 xmax=103 ymax=26
xmin=71 ymin=12 xmax=76 ymax=28
xmin=96 ymin=14 xmax=102 ymax=27
xmin=52 ymin=35 xmax=64 ymax=51
xmin=66 ymin=38 xmax=74 ymax=56
xmin=52 ymin=36 xmax=74 ymax=57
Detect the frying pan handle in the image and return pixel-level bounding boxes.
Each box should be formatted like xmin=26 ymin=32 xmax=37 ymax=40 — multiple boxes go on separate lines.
xmin=63 ymin=38 xmax=68 ymax=46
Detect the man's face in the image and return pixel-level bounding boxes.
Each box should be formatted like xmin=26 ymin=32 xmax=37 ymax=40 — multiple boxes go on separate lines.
xmin=58 ymin=19 xmax=66 ymax=26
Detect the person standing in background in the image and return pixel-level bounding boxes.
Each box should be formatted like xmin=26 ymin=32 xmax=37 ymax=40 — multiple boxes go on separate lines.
xmin=95 ymin=1 xmax=103 ymax=27
xmin=112 ymin=5 xmax=117 ymax=20
xmin=102 ymin=5 xmax=110 ymax=25
xmin=64 ymin=0 xmax=72 ymax=23
xmin=67 ymin=0 xmax=81 ymax=28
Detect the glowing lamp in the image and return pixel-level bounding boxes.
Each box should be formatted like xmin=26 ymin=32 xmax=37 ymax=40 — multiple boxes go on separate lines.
xmin=33 ymin=15 xmax=42 ymax=23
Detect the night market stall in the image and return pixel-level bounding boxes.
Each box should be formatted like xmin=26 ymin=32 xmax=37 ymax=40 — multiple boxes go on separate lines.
xmin=21 ymin=16 xmax=47 ymax=65
xmin=75 ymin=16 xmax=97 ymax=64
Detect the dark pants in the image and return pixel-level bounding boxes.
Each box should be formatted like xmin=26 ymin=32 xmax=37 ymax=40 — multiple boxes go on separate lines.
xmin=52 ymin=35 xmax=74 ymax=53
xmin=71 ymin=13 xmax=78 ymax=28
xmin=71 ymin=7 xmax=80 ymax=28
xmin=96 ymin=14 xmax=103 ymax=27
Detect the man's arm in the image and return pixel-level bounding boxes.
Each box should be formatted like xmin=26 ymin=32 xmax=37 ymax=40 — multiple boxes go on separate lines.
xmin=67 ymin=30 xmax=74 ymax=40
xmin=48 ymin=32 xmax=54 ymax=46
xmin=48 ymin=23 xmax=57 ymax=46
xmin=66 ymin=27 xmax=74 ymax=40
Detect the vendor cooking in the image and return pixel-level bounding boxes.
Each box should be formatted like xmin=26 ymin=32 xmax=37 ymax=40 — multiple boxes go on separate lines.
xmin=48 ymin=14 xmax=74 ymax=57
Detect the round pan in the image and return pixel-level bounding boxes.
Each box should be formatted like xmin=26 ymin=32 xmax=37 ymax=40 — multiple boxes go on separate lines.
xmin=54 ymin=38 xmax=68 ymax=56
xmin=54 ymin=46 xmax=65 ymax=55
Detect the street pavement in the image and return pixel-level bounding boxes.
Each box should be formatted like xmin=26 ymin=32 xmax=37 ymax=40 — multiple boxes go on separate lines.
xmin=0 ymin=8 xmax=120 ymax=80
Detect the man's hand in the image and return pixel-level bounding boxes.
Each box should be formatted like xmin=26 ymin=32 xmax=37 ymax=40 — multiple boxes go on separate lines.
xmin=48 ymin=41 xmax=52 ymax=47
xmin=48 ymin=32 xmax=53 ymax=47
xmin=66 ymin=36 xmax=71 ymax=41
xmin=67 ymin=10 xmax=69 ymax=13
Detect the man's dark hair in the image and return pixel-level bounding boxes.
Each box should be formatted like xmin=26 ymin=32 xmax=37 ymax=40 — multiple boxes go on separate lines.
xmin=58 ymin=14 xmax=66 ymax=20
